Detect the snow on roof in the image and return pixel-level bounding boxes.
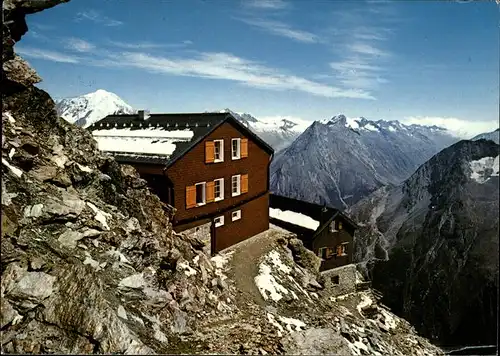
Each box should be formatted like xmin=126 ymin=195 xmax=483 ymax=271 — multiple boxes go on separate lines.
xmin=269 ymin=208 xmax=320 ymax=231
xmin=94 ymin=136 xmax=178 ymax=156
xmin=92 ymin=127 xmax=194 ymax=156
xmin=92 ymin=127 xmax=194 ymax=139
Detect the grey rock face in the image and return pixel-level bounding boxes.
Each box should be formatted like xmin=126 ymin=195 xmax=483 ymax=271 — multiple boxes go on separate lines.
xmin=352 ymin=139 xmax=499 ymax=346
xmin=282 ymin=328 xmax=352 ymax=354
xmin=270 ymin=115 xmax=458 ymax=209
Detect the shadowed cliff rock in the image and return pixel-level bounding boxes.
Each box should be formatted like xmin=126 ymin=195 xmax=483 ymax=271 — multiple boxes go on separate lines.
xmin=352 ymin=139 xmax=499 ymax=347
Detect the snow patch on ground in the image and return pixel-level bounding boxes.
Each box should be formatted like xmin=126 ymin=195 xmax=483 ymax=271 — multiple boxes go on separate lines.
xmin=178 ymin=261 xmax=197 ymax=276
xmin=106 ymin=247 xmax=131 ymax=265
xmin=254 ymin=249 xmax=314 ymax=304
xmin=347 ymin=337 xmax=371 ymax=356
xmin=86 ymin=202 xmax=112 ymax=230
xmin=267 ymin=313 xmax=306 ymax=336
xmin=211 ymin=252 xmax=233 ymax=270
xmin=255 ymin=263 xmax=289 ymax=301
xmin=267 ymin=250 xmax=292 ymax=274
xmin=4 ymin=112 xmax=16 ymax=123
xmin=356 ymin=293 xmax=373 ymax=315
xmin=469 ymin=155 xmax=499 ymax=183
xmin=269 ymin=208 xmax=319 ymax=231
xmin=76 ymin=163 xmax=93 ymax=173
xmin=380 ymin=308 xmax=398 ymax=330
xmin=2 ymin=158 xmax=23 ymax=177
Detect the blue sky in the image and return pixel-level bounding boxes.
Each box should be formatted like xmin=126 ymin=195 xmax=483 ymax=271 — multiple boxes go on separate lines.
xmin=18 ymin=0 xmax=499 ymax=136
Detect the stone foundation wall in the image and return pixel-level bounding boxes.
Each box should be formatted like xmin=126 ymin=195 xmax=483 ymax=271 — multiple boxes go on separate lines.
xmin=321 ymin=263 xmax=357 ymax=297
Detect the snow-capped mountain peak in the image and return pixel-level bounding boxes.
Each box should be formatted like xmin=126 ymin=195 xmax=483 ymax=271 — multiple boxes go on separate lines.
xmin=471 ymin=128 xmax=500 ymax=144
xmin=56 ymin=89 xmax=135 ymax=128
xmin=217 ymin=108 xmax=313 ymax=152
xmin=316 ymin=114 xmax=455 ymax=137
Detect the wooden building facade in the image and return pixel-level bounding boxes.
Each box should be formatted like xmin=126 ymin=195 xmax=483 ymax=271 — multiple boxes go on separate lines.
xmin=89 ymin=111 xmax=274 ymax=253
xmin=269 ymin=194 xmax=357 ymax=271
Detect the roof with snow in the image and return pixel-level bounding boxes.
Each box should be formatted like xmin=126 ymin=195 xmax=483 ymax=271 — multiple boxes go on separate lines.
xmin=269 ymin=194 xmax=358 ymax=235
xmin=88 ymin=112 xmax=274 ymax=166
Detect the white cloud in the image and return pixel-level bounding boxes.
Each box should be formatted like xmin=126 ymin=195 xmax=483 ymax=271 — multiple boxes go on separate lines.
xmin=329 ymin=59 xmax=388 ymax=90
xmin=348 ymin=43 xmax=391 ymax=57
xmin=108 ymin=40 xmax=191 ymax=50
xmin=106 ymin=51 xmax=374 ymax=100
xmin=244 ymin=0 xmax=289 ymax=10
xmin=31 ymin=23 xmax=55 ymax=31
xmin=16 ymin=47 xmax=80 ymax=63
xmin=75 ymin=10 xmax=123 ymax=27
xmin=402 ymin=116 xmax=499 ymax=138
xmin=17 ymin=43 xmax=374 ymax=99
xmin=236 ymin=18 xmax=320 ymax=43
xmin=65 ymin=38 xmax=95 ymax=52
xmin=320 ymin=2 xmax=397 ymax=94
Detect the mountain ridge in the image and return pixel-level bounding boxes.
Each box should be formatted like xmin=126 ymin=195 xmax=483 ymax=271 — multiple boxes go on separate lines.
xmin=270 ymin=114 xmax=459 ymax=209
xmin=351 ymin=138 xmax=499 ymax=346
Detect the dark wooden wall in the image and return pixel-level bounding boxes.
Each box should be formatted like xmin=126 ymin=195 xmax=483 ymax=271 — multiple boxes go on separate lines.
xmin=312 ymin=216 xmax=355 ymax=271
xmin=212 ymin=193 xmax=269 ymax=252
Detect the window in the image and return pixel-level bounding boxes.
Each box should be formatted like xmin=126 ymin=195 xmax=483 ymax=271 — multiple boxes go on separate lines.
xmin=317 ymin=247 xmax=328 ymax=259
xmin=232 ymin=210 xmax=241 ymax=221
xmin=232 ymin=138 xmax=241 ymax=160
xmin=214 ymin=140 xmax=224 ymax=162
xmin=231 ymin=175 xmax=241 ymax=196
xmin=214 ymin=215 xmax=224 ymax=228
xmin=336 ymin=243 xmax=348 ymax=256
xmin=331 ymin=275 xmax=340 ymax=285
xmin=338 ymin=221 xmax=343 ymax=230
xmin=195 ymin=182 xmax=206 ymax=206
xmin=214 ymin=178 xmax=224 ymax=201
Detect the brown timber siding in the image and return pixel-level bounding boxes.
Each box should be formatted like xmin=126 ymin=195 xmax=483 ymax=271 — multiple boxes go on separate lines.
xmin=166 ymin=121 xmax=271 ymax=224
xmin=212 ymin=193 xmax=269 ymax=252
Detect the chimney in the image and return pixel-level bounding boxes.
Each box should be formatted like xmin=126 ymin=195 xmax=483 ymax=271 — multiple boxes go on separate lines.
xmin=138 ymin=109 xmax=151 ymax=120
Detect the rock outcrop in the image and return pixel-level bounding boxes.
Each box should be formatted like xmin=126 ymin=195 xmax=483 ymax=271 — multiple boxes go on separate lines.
xmin=1 ymin=1 xmax=445 ymax=354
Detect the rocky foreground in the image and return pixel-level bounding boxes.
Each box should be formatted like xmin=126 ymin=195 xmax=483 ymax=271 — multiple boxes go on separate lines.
xmin=2 ymin=0 xmax=444 ymax=354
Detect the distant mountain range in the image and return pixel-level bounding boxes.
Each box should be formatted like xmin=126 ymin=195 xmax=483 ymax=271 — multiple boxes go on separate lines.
xmin=270 ymin=114 xmax=459 ymax=209
xmin=55 ymin=90 xmax=309 ymax=152
xmin=351 ymin=138 xmax=499 ymax=346
xmin=220 ymin=109 xmax=310 ymax=152
xmin=55 ymin=89 xmax=135 ymax=128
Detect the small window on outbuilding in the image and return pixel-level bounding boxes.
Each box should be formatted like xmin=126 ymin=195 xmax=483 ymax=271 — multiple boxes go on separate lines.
xmin=332 ymin=275 xmax=340 ymax=285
